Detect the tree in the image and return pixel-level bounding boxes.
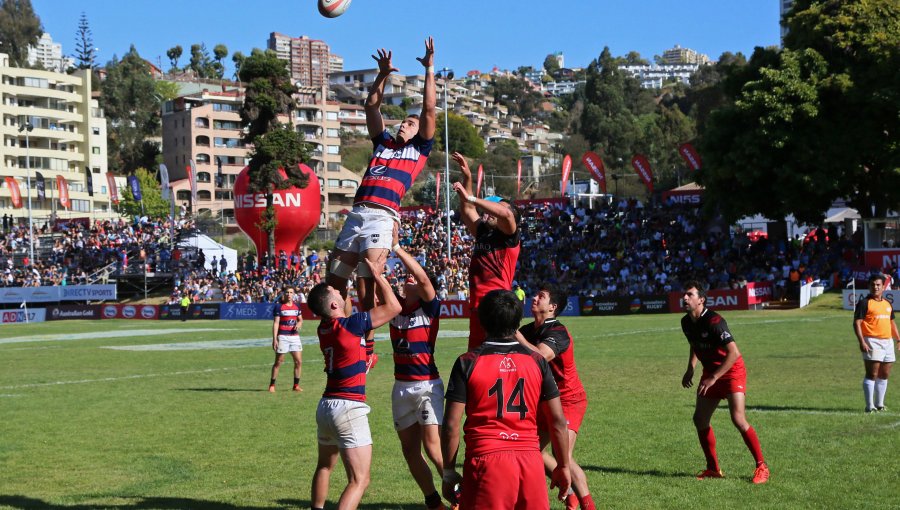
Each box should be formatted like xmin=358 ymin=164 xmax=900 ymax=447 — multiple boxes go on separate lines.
xmin=624 ymin=51 xmax=649 ymax=66
xmin=118 ymin=167 xmax=171 ymax=218
xmin=543 ymin=53 xmax=561 ymax=76
xmin=72 ymin=12 xmax=96 ymax=69
xmin=155 ymin=80 xmax=180 ymax=102
xmin=434 ymin=112 xmax=485 ymax=158
xmin=239 ymin=48 xmax=311 ymax=263
xmin=189 ymin=43 xmax=212 ymax=77
xmin=166 ymin=45 xmax=182 ymax=72
xmin=101 ymin=45 xmax=161 ymax=174
xmin=476 ymin=139 xmax=524 ymax=198
xmin=212 ymin=43 xmax=228 ymax=79
xmin=698 ymin=0 xmax=900 ymax=223
xmin=231 ymin=51 xmax=245 ymax=80
xmin=380 ymin=104 xmax=407 ymax=120
xmin=489 ymin=75 xmax=545 ymax=122
xmin=0 ymin=0 xmax=42 ymax=67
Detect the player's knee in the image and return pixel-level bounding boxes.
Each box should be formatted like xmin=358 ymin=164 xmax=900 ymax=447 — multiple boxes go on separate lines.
xmin=328 ymin=259 xmax=354 ymax=280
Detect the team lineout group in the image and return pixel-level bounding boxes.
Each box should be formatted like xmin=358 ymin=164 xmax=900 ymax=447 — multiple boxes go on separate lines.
xmin=264 ymin=38 xmax=896 ymax=510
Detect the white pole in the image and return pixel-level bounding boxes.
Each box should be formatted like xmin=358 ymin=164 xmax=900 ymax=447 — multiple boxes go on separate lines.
xmin=20 ymin=124 xmax=35 ymax=266
xmin=441 ymin=69 xmax=453 ymax=263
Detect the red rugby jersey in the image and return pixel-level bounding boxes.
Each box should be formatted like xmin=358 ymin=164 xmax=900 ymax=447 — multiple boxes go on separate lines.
xmin=354 ymin=130 xmax=434 ymax=211
xmin=681 ymin=308 xmax=745 ymax=374
xmin=469 ymin=222 xmax=520 ymax=304
xmin=519 ymin=318 xmax=586 ymax=403
xmin=445 ymin=340 xmax=559 ymax=457
xmin=318 ymin=312 xmax=372 ymax=402
xmin=274 ymin=301 xmax=301 ymax=336
xmin=389 ymin=297 xmax=441 ymax=381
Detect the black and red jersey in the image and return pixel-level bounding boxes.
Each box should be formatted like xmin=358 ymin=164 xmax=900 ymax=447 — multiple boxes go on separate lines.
xmin=445 ymin=340 xmax=559 ymax=457
xmin=318 ymin=312 xmax=372 ymax=402
xmin=389 ymin=297 xmax=441 ymax=381
xmin=681 ymin=308 xmax=744 ymax=373
xmin=519 ymin=318 xmax=586 ymax=403
xmin=274 ymin=301 xmax=301 ymax=336
xmin=469 ymin=222 xmax=520 ymax=304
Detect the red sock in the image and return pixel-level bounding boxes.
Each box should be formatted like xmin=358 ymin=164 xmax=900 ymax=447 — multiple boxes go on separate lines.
xmin=740 ymin=426 xmax=765 ymax=465
xmin=698 ymin=427 xmax=720 ymax=471
xmin=579 ymin=494 xmax=597 ymax=510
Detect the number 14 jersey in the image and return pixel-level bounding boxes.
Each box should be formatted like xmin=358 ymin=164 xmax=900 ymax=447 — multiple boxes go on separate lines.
xmin=445 ymin=340 xmax=560 ymax=457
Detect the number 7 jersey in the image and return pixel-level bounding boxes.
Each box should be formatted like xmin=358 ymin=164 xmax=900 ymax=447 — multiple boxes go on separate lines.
xmin=445 ymin=340 xmax=560 ymax=457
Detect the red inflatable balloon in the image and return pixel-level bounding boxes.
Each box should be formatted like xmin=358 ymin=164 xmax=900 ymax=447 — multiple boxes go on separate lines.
xmin=233 ymin=164 xmax=322 ymax=262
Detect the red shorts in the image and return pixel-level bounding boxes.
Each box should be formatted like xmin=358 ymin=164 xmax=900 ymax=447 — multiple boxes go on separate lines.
xmin=461 ymin=450 xmax=548 ymax=510
xmin=468 ymin=306 xmax=486 ymax=350
xmin=538 ymin=394 xmax=588 ymax=434
xmin=700 ymin=368 xmax=747 ymax=400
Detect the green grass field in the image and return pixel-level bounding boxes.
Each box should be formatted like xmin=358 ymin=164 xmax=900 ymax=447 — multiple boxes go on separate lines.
xmin=1 ymin=293 xmax=898 ymax=510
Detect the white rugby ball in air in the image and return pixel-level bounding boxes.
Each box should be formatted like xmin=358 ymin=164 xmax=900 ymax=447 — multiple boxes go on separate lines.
xmin=318 ymin=0 xmax=352 ymax=18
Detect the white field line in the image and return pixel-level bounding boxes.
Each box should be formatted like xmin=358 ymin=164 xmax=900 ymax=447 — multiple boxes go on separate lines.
xmin=0 ymin=364 xmax=268 ymax=390
xmin=589 ymin=315 xmax=846 ymax=338
xmin=881 ymin=421 xmax=900 ymax=430
xmin=0 ymin=328 xmax=234 ymax=345
xmin=102 ymin=330 xmax=470 ymax=351
xmin=750 ymin=408 xmax=898 ymax=417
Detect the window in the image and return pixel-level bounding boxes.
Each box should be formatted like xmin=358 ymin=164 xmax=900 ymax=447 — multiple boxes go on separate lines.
xmin=92 ymin=147 xmax=100 ymax=154
xmin=93 ymin=168 xmax=100 ymax=174
xmin=197 ymin=172 xmax=211 ymax=183
xmin=198 ymin=190 xmax=212 ymax=201
xmin=327 ymin=162 xmax=342 ymax=172
xmin=213 ymin=120 xmax=241 ymax=130
xmin=176 ymin=190 xmax=191 ymax=201
xmin=327 ymin=145 xmax=340 ymax=155
xmin=196 ymin=154 xmax=211 ymax=163
xmin=71 ymin=199 xmax=90 ymax=212
xmin=195 ymin=135 xmax=210 ymax=147
xmin=215 ymin=191 xmax=233 ymax=200
xmin=327 ymin=128 xmax=340 ymax=138
xmin=326 ymin=112 xmax=338 ymax=121
xmin=92 ymin=127 xmax=100 ymax=135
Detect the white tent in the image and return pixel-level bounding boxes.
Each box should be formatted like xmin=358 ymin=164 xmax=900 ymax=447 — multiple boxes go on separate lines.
xmin=178 ymin=234 xmax=239 ymax=273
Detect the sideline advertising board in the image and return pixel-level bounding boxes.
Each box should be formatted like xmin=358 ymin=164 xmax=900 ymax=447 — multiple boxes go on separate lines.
xmin=0 ymin=285 xmax=117 ymax=304
xmin=0 ymin=308 xmax=46 ymax=324
xmin=46 ymin=304 xmax=102 ymax=321
xmin=101 ymin=304 xmax=160 ymax=320
xmin=579 ymin=295 xmax=671 ymax=316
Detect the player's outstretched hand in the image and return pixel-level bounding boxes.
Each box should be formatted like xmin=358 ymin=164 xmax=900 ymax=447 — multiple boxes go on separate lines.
xmin=372 ymin=48 xmax=398 ymax=75
xmin=452 ymin=182 xmax=468 ymax=199
xmin=451 ymin=152 xmax=470 ymax=176
xmin=681 ymin=368 xmax=694 ymax=388
xmin=549 ymin=465 xmax=571 ymax=502
xmin=416 ymin=36 xmax=434 ymax=69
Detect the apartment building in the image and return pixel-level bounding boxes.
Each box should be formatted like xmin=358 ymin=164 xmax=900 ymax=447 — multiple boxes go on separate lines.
xmin=267 ymin=33 xmax=336 ymax=89
xmin=161 ymin=84 xmax=358 ymax=229
xmin=27 ymin=33 xmax=74 ymax=73
xmin=0 ymin=53 xmax=112 ymax=224
xmin=661 ymin=45 xmax=711 ymax=66
xmin=618 ymin=63 xmax=700 ymax=89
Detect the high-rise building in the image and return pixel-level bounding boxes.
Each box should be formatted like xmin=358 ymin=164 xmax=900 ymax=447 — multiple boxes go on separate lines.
xmin=267 ymin=33 xmax=333 ymax=88
xmin=0 ymin=52 xmax=112 ymax=222
xmin=781 ymin=0 xmax=795 ymax=41
xmin=661 ymin=45 xmax=710 ymax=66
xmin=27 ymin=33 xmax=74 ymax=72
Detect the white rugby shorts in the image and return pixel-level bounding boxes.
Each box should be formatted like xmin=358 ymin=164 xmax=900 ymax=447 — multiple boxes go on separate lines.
xmin=316 ymin=398 xmax=372 ymax=448
xmin=334 ymin=205 xmax=397 ymax=254
xmin=391 ymin=378 xmax=444 ymax=430
xmin=862 ymin=337 xmax=897 ymax=363
xmin=276 ymin=335 xmax=302 ymax=354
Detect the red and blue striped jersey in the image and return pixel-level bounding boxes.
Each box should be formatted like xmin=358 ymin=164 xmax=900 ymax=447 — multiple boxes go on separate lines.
xmin=274 ymin=301 xmax=301 ymax=336
xmin=354 ymin=130 xmax=434 ymax=211
xmin=318 ymin=312 xmax=372 ymax=402
xmin=389 ymin=297 xmax=441 ymax=381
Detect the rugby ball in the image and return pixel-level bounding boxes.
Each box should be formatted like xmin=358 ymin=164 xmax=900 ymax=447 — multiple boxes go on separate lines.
xmin=318 ymin=0 xmax=351 ymax=18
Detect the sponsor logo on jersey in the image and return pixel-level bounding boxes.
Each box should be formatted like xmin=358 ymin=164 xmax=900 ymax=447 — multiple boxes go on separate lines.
xmin=499 ymin=357 xmax=517 ymax=373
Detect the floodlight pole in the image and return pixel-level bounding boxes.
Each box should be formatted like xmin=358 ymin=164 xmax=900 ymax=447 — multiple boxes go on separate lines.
xmin=437 ymin=68 xmax=454 ymax=262
xmin=19 ymin=122 xmax=34 ymax=265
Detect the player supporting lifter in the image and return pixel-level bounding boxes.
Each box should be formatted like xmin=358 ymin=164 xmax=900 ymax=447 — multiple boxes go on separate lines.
xmin=516 ymin=283 xmax=596 ymax=510
xmin=269 ymin=287 xmax=303 ymax=392
xmin=389 ymin=235 xmax=450 ymax=510
xmin=680 ymin=281 xmax=769 ymax=484
xmin=441 ymin=290 xmax=571 ymax=510
xmin=853 ymin=274 xmax=899 ymax=413
xmin=308 ymin=260 xmax=402 ymax=510
xmin=451 ymin=152 xmax=520 ymax=350
xmin=326 ymin=38 xmax=436 ymax=366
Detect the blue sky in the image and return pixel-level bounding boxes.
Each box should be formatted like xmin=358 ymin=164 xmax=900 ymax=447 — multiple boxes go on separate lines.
xmin=32 ymin=1 xmax=781 ymax=76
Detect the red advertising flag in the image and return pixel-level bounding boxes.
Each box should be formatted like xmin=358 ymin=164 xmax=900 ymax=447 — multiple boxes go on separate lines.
xmin=678 ymin=142 xmax=702 ymax=171
xmin=476 ymin=164 xmax=484 ymax=198
xmin=106 ymin=173 xmax=119 ymax=204
xmin=581 ymin=151 xmax=607 ymax=194
xmin=435 ymin=171 xmax=441 ymax=208
xmin=57 ymin=175 xmax=70 ymax=209
xmin=4 ymin=177 xmax=22 ymax=208
xmin=516 ymin=159 xmax=522 ymax=197
xmin=561 ymin=154 xmax=572 ymax=195
xmin=631 ymin=154 xmax=654 ymax=193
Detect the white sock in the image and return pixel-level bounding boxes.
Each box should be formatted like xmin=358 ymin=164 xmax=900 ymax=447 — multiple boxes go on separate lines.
xmin=863 ymin=378 xmax=876 ymax=410
xmin=874 ymin=379 xmax=888 ymax=408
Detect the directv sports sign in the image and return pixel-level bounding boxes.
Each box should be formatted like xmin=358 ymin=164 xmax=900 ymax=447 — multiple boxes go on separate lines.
xmin=0 ymin=285 xmax=117 ymax=304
